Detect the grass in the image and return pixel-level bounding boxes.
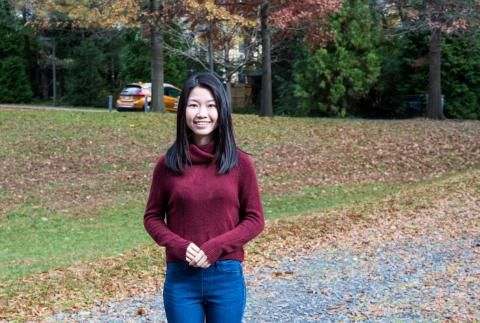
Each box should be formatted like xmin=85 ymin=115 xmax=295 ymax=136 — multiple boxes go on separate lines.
xmin=0 ymin=171 xmax=467 ymax=284
xmin=1 ymin=201 xmax=149 ymax=282
xmin=0 ymin=182 xmax=401 ymax=282
xmin=0 ymin=108 xmax=479 ymax=320
xmin=263 ymin=182 xmax=401 ymax=218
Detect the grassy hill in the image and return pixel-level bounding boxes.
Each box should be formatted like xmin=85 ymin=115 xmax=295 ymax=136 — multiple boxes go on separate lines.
xmin=1 ymin=109 xmax=479 ymax=320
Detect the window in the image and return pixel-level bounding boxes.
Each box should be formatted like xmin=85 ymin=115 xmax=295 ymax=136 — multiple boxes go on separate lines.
xmin=164 ymin=87 xmax=181 ymax=98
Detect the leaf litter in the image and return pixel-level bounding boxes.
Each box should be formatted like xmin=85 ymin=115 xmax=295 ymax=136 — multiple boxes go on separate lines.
xmin=0 ymin=111 xmax=479 ymax=320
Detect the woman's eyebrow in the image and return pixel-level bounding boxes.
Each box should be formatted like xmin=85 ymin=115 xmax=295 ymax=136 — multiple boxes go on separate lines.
xmin=187 ymin=98 xmax=216 ymax=103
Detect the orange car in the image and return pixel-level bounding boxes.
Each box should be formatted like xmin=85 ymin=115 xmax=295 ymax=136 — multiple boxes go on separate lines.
xmin=116 ymin=82 xmax=181 ymax=112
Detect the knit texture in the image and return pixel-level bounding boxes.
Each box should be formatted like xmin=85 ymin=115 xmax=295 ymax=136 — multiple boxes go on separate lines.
xmin=144 ymin=141 xmax=264 ymax=264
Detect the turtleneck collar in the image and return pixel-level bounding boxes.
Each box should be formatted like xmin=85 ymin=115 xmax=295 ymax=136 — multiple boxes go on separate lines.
xmin=189 ymin=140 xmax=216 ymax=164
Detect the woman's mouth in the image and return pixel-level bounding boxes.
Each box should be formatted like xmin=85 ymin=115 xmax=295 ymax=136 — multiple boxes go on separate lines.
xmin=194 ymin=121 xmax=211 ymax=126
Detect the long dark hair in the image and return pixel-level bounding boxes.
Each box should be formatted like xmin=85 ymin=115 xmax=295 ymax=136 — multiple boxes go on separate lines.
xmin=166 ymin=73 xmax=238 ymax=174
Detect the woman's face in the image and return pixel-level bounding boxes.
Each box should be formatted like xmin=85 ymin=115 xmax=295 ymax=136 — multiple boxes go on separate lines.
xmin=185 ymin=86 xmax=219 ymax=146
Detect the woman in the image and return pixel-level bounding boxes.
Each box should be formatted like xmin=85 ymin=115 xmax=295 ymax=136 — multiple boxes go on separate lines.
xmin=144 ymin=72 xmax=264 ymax=323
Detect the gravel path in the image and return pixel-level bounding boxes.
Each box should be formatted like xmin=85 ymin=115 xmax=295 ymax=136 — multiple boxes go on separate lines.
xmin=49 ymin=234 xmax=480 ymax=322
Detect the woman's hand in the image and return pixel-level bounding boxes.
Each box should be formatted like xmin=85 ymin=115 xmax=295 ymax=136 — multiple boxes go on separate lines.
xmin=186 ymin=242 xmax=210 ymax=268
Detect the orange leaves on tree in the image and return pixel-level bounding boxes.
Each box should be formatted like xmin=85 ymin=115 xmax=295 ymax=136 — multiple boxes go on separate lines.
xmin=32 ymin=0 xmax=142 ymax=29
xmin=270 ymin=0 xmax=343 ymax=46
xmin=387 ymin=0 xmax=480 ymax=34
xmin=184 ymin=0 xmax=256 ymax=28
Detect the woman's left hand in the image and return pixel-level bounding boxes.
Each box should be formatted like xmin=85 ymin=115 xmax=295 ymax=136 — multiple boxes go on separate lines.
xmin=186 ymin=243 xmax=210 ymax=268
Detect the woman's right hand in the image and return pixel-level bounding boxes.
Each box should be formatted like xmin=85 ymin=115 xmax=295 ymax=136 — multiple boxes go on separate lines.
xmin=186 ymin=242 xmax=210 ymax=268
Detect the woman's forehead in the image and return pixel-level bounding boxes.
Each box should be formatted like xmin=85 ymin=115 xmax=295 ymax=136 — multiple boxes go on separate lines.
xmin=188 ymin=87 xmax=215 ymax=101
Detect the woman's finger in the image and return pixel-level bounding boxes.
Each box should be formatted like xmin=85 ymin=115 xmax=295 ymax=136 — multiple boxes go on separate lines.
xmin=196 ymin=252 xmax=210 ymax=268
xmin=198 ymin=258 xmax=208 ymax=268
xmin=186 ymin=248 xmax=198 ymax=262
xmin=192 ymin=250 xmax=206 ymax=266
xmin=187 ymin=243 xmax=200 ymax=253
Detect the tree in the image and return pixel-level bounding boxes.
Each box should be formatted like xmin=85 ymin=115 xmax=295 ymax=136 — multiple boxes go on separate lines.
xmin=0 ymin=0 xmax=32 ymax=103
xmin=64 ymin=39 xmax=106 ymax=106
xmin=441 ymin=34 xmax=480 ymax=119
xmin=380 ymin=0 xmax=480 ymax=119
xmin=225 ymin=0 xmax=342 ymax=116
xmin=29 ymin=0 xmax=185 ymax=112
xmin=293 ymin=0 xmax=382 ymax=117
xmin=164 ymin=1 xmax=257 ymax=103
xmin=149 ymin=0 xmax=165 ymax=112
xmin=260 ymin=1 xmax=272 ymax=116
xmin=119 ymin=28 xmax=187 ymax=87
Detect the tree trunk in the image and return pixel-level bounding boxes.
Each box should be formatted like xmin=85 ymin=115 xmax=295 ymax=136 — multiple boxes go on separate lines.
xmin=260 ymin=0 xmax=273 ymax=117
xmin=224 ymin=42 xmax=233 ymax=106
xmin=427 ymin=28 xmax=444 ymax=119
xmin=150 ymin=0 xmax=165 ymax=112
xmin=208 ymin=24 xmax=214 ymax=73
xmin=40 ymin=57 xmax=49 ymax=100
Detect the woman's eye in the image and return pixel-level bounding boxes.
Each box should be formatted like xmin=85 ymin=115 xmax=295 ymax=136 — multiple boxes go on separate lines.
xmin=187 ymin=103 xmax=198 ymax=108
xmin=208 ymin=104 xmax=216 ymax=109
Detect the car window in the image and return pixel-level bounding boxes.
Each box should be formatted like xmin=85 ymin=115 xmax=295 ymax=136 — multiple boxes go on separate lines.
xmin=121 ymin=86 xmax=142 ymax=95
xmin=164 ymin=87 xmax=181 ymax=98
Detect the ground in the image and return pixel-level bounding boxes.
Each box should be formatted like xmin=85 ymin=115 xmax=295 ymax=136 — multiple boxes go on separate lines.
xmin=0 ymin=108 xmax=479 ymax=321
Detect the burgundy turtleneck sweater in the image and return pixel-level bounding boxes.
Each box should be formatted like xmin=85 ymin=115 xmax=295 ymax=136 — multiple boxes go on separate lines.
xmin=144 ymin=141 xmax=264 ymax=264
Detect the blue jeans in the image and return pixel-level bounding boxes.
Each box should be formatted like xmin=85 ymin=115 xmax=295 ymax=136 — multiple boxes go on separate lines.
xmin=163 ymin=260 xmax=246 ymax=323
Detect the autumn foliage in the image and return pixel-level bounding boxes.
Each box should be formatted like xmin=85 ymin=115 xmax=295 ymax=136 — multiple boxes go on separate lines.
xmin=270 ymin=0 xmax=343 ymax=45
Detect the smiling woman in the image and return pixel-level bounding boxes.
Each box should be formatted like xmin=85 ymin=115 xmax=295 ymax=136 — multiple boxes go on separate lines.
xmin=143 ymin=73 xmax=265 ymax=323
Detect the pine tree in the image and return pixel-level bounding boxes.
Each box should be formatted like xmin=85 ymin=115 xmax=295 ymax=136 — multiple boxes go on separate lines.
xmin=64 ymin=40 xmax=106 ymax=107
xmin=0 ymin=0 xmax=32 ymax=102
xmin=293 ymin=0 xmax=382 ymax=117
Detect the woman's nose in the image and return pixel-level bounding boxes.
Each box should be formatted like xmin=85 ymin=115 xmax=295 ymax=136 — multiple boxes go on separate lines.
xmin=196 ymin=105 xmax=208 ymax=116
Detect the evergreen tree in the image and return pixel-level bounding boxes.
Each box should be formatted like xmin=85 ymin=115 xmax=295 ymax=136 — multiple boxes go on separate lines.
xmin=360 ymin=32 xmax=430 ymax=118
xmin=271 ymin=36 xmax=308 ymax=116
xmin=64 ymin=40 xmax=107 ymax=107
xmin=0 ymin=0 xmax=32 ymax=103
xmin=368 ymin=31 xmax=480 ymax=120
xmin=441 ymin=34 xmax=480 ymax=120
xmin=119 ymin=28 xmax=187 ymax=88
xmin=293 ymin=0 xmax=382 ymax=117
xmin=119 ymin=31 xmax=151 ymax=84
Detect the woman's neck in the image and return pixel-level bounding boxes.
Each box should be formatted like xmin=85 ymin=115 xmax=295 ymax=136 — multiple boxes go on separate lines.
xmin=192 ymin=135 xmax=213 ymax=146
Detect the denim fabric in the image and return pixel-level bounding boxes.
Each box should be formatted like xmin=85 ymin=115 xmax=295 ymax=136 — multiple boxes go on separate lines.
xmin=163 ymin=260 xmax=246 ymax=323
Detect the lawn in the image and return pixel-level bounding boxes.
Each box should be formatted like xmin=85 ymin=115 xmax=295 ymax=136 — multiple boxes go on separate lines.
xmin=0 ymin=109 xmax=479 ymax=321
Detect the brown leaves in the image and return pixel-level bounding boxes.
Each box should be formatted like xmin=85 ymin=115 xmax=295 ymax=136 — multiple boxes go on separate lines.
xmin=245 ymin=168 xmax=480 ymax=274
xmin=0 ymin=245 xmax=166 ymax=321
xmin=1 ymin=111 xmax=479 ymax=320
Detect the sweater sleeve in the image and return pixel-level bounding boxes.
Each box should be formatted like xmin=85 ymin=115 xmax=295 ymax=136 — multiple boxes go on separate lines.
xmin=200 ymin=154 xmax=265 ymax=263
xmin=144 ymin=157 xmax=191 ymax=260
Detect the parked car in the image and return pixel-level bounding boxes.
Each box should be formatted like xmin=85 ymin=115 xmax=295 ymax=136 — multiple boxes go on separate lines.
xmin=116 ymin=82 xmax=181 ymax=112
